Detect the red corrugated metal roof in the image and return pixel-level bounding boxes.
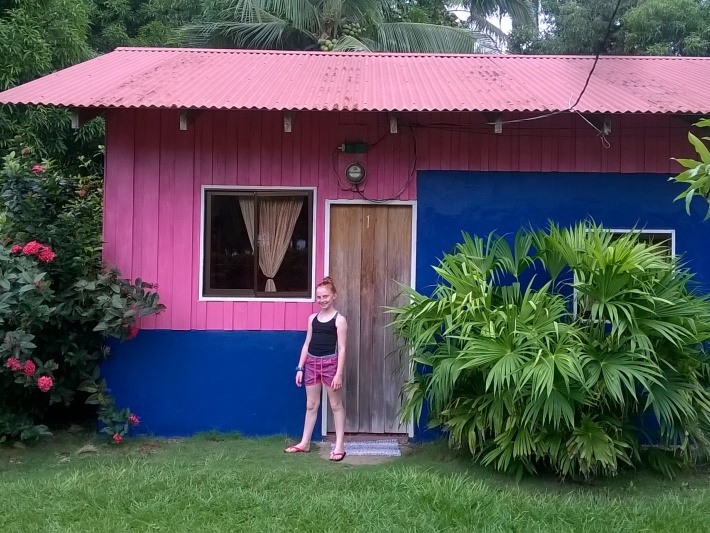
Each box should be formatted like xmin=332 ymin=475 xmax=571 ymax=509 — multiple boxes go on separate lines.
xmin=0 ymin=48 xmax=708 ymax=114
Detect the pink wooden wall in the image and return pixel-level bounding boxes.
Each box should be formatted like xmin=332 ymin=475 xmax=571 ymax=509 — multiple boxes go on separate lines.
xmin=103 ymin=109 xmax=692 ymax=331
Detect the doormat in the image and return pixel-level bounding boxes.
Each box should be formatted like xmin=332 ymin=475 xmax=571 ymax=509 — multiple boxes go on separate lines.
xmin=330 ymin=439 xmax=401 ymax=457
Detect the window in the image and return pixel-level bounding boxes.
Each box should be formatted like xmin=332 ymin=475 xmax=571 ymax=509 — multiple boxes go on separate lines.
xmin=202 ymin=188 xmax=314 ymax=299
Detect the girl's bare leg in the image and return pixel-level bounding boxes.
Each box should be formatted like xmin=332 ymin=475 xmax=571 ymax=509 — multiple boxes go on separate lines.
xmin=325 ymin=386 xmax=345 ymax=454
xmin=293 ymin=384 xmax=321 ymax=450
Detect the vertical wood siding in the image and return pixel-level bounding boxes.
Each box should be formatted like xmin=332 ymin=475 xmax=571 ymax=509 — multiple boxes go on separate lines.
xmin=104 ymin=109 xmax=692 ymax=331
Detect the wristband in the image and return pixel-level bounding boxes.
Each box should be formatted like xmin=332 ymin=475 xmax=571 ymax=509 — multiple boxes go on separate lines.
xmin=295 ymin=366 xmax=304 ymax=372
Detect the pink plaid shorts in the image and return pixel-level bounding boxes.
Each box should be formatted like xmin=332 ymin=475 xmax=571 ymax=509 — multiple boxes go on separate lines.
xmin=304 ymin=354 xmax=338 ymax=387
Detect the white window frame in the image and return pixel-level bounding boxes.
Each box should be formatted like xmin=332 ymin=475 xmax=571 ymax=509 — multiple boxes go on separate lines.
xmin=572 ymin=228 xmax=676 ymax=318
xmin=198 ymin=185 xmax=317 ymax=302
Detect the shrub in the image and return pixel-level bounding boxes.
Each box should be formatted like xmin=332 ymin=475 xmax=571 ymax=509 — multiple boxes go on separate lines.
xmin=0 ymin=146 xmax=164 ymax=443
xmin=671 ymin=118 xmax=710 ymax=219
xmin=392 ymin=222 xmax=710 ymax=479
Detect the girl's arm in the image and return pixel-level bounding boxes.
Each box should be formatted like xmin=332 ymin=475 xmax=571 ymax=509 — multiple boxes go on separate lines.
xmin=296 ymin=314 xmax=315 ymax=386
xmin=332 ymin=315 xmax=348 ymax=390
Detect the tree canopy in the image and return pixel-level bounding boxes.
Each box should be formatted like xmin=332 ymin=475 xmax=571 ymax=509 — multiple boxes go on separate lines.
xmin=0 ymin=0 xmax=99 ymax=167
xmin=509 ymin=0 xmax=710 ymax=56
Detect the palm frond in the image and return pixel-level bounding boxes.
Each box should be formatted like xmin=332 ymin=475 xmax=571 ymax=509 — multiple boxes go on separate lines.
xmin=562 ymin=414 xmax=628 ymax=477
xmin=467 ymin=13 xmax=508 ymax=41
xmin=375 ymin=22 xmax=486 ymax=53
xmin=585 ymin=350 xmax=663 ymax=405
xmin=185 ymin=20 xmax=314 ymax=49
xmin=224 ymin=0 xmax=320 ymax=33
xmin=463 ymin=0 xmax=534 ymax=24
xmin=331 ymin=35 xmax=371 ymax=51
xmin=645 ymin=371 xmax=699 ymax=429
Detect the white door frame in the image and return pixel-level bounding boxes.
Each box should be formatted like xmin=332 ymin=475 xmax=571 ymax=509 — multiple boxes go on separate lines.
xmin=322 ymin=199 xmax=417 ymax=438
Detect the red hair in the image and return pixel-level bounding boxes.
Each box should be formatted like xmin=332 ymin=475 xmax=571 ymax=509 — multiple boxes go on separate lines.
xmin=317 ymin=276 xmax=337 ymax=294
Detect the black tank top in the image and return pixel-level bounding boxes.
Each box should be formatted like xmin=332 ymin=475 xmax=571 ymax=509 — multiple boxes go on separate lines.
xmin=308 ymin=313 xmax=338 ymax=356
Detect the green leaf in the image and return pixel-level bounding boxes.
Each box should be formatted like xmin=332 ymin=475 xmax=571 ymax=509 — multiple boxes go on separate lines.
xmin=672 ymin=158 xmax=702 ymax=169
xmin=688 ymin=132 xmax=710 ymax=164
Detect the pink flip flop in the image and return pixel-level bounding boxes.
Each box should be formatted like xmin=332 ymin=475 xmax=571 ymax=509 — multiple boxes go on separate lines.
xmin=329 ymin=451 xmax=346 ymax=462
xmin=284 ymin=445 xmax=309 ymax=453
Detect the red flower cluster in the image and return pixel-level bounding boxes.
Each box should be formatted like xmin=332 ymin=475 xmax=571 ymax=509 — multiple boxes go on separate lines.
xmin=11 ymin=241 xmax=56 ymax=263
xmin=23 ymin=359 xmax=36 ymax=377
xmin=37 ymin=376 xmax=53 ymax=392
xmin=37 ymin=247 xmax=56 ymax=262
xmin=5 ymin=358 xmax=22 ymax=371
xmin=22 ymin=241 xmax=41 ymax=255
xmin=127 ymin=325 xmax=139 ymax=340
xmin=31 ymin=165 xmax=44 ymax=174
xmin=6 ymin=359 xmax=53 ymax=392
xmin=112 ymin=433 xmax=123 ymax=444
xmin=129 ymin=413 xmax=140 ymax=426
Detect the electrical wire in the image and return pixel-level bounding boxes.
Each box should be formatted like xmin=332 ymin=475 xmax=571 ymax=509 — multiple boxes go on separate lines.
xmin=354 ymin=125 xmax=418 ymax=203
xmin=487 ymin=0 xmax=624 ymax=138
xmin=331 ymin=130 xmax=392 ymax=194
xmin=570 ymin=0 xmax=625 ymax=110
xmin=332 ymin=1 xmax=624 ymax=201
xmin=332 ymin=147 xmax=360 ymax=192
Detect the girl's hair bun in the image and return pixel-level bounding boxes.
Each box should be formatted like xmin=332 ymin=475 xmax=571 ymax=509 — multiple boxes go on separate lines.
xmin=317 ymin=276 xmax=337 ymax=293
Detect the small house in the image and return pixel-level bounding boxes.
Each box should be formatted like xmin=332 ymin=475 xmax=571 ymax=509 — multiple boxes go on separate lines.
xmin=1 ymin=49 xmax=709 ymax=439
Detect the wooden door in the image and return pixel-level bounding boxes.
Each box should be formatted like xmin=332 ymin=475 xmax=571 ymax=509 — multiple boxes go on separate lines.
xmin=327 ymin=204 xmax=412 ymax=434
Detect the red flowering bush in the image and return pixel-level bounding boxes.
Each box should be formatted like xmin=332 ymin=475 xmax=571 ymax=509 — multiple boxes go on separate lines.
xmin=0 ymin=148 xmax=165 ymax=443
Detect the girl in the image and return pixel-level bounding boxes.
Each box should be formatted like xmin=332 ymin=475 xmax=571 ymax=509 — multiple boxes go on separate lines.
xmin=285 ymin=276 xmax=348 ymax=461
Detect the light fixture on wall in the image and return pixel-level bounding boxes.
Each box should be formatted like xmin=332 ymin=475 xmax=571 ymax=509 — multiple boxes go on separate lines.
xmin=345 ymin=162 xmax=366 ymax=185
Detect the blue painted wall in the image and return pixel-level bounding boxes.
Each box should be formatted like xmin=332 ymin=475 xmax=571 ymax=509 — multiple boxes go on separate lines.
xmin=417 ymin=171 xmax=710 ymax=295
xmin=412 ymin=170 xmax=710 ymax=440
xmin=102 ymin=330 xmax=315 ymax=438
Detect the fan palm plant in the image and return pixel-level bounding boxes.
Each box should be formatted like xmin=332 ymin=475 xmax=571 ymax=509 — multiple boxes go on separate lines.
xmin=391 ymin=221 xmax=710 ymax=479
xmin=185 ymin=0 xmax=492 ymax=53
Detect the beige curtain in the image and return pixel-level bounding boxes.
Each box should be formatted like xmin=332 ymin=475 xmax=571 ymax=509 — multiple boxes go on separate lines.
xmin=238 ymin=197 xmax=255 ymax=248
xmin=239 ymin=196 xmax=303 ymax=292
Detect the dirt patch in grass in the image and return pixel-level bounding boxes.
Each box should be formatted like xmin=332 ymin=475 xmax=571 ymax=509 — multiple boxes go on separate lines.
xmin=137 ymin=440 xmax=162 ymax=454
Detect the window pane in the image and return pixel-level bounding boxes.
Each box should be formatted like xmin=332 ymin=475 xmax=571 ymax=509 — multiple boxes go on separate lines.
xmin=636 ymin=232 xmax=673 ymax=257
xmin=256 ymin=195 xmax=310 ymax=293
xmin=611 ymin=231 xmax=673 ymax=258
xmin=209 ymin=195 xmax=254 ymax=290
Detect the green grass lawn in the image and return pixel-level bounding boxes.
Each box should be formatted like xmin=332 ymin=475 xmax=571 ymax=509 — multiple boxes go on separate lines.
xmin=1 ymin=431 xmax=709 ymax=532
